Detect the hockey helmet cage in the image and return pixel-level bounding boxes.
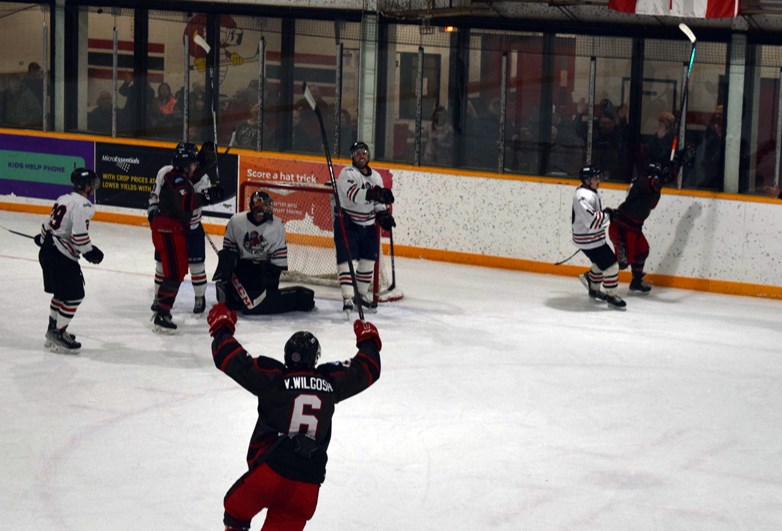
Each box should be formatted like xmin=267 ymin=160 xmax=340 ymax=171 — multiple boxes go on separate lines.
xmin=579 ymin=165 xmax=602 ymax=184
xmin=171 ymin=142 xmax=199 ymax=170
xmin=284 ymin=331 xmax=321 ymax=369
xmin=71 ymin=167 xmax=100 ymax=191
xmin=249 ymin=190 xmax=274 ymax=218
xmin=350 ymin=141 xmax=370 ymax=156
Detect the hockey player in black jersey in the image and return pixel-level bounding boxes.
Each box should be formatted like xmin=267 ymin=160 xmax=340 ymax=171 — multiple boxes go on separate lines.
xmin=36 ymin=168 xmax=104 ymax=353
xmin=208 ymin=302 xmax=382 ymax=530
xmin=213 ymin=190 xmax=314 ymax=314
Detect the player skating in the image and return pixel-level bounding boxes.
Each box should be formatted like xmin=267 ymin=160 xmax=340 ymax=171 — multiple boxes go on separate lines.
xmin=35 ymin=168 xmax=104 ymax=353
xmin=149 ymin=143 xmax=224 ymax=332
xmin=207 ymin=302 xmax=382 ymax=530
xmin=213 ymin=190 xmax=315 ymax=314
xmin=571 ymin=165 xmax=626 ymax=309
xmin=333 ymin=141 xmax=395 ymax=314
xmin=149 ymin=141 xmax=216 ymax=314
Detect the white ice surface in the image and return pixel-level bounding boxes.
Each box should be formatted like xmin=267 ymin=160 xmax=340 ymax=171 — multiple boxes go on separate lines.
xmin=1 ymin=209 xmax=781 ymax=531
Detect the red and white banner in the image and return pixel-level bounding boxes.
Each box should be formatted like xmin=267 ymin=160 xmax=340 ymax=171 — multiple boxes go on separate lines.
xmin=608 ymin=0 xmax=739 ymax=18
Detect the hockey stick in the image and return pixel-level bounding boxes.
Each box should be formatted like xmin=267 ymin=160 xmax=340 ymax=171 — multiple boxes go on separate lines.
xmin=193 ymin=32 xmax=220 ymax=182
xmin=198 ymin=129 xmax=236 ymax=185
xmin=302 ymin=81 xmax=364 ymax=321
xmin=387 ymin=226 xmax=397 ymax=291
xmin=231 ymin=274 xmax=266 ymax=309
xmin=554 ymin=249 xmax=580 ymax=266
xmin=671 ymin=23 xmax=697 ymax=188
xmin=1 ymin=225 xmax=35 ymax=240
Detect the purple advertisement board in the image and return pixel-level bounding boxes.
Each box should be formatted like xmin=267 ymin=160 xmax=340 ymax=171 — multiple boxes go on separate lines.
xmin=0 ymin=133 xmax=95 ymax=200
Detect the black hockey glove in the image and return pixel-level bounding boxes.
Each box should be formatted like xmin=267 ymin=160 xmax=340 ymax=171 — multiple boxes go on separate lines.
xmin=367 ymin=185 xmax=395 ymax=205
xmin=603 ymin=207 xmax=614 ymax=220
xmin=354 ymin=319 xmax=382 ymax=351
xmin=673 ymin=145 xmax=696 ymax=169
xmin=34 ymin=234 xmax=44 ymax=247
xmin=201 ymin=186 xmax=225 ymax=205
xmin=83 ymin=246 xmax=104 ymax=264
xmin=147 ymin=206 xmax=159 ymax=224
xmin=376 ymin=210 xmax=396 ymax=231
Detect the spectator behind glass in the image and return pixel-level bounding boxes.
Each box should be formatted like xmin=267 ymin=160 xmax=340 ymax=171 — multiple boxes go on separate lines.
xmin=465 ymin=96 xmax=503 ymax=169
xmin=693 ymin=105 xmax=725 ymax=190
xmin=87 ymin=91 xmax=113 ymax=133
xmin=118 ymin=72 xmax=154 ymax=135
xmin=235 ymin=103 xmax=260 ymax=149
xmin=649 ymin=111 xmax=675 ymax=165
xmin=591 ymin=99 xmax=626 ymax=181
xmin=4 ymin=73 xmax=42 ymax=127
xmin=423 ymin=106 xmax=454 ymax=166
xmin=25 ymin=62 xmax=44 ymax=107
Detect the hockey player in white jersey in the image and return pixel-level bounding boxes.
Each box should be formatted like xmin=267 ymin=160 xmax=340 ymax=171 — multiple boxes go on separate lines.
xmin=35 ymin=168 xmax=104 ymax=353
xmin=148 ymin=141 xmax=215 ymax=314
xmin=571 ymin=165 xmax=626 ymax=309
xmin=333 ymin=141 xmax=395 ymax=313
xmin=213 ymin=190 xmax=314 ymax=314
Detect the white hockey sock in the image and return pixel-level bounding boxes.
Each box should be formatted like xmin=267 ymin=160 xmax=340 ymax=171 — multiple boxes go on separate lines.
xmin=55 ymin=298 xmax=83 ymax=330
xmin=190 ymin=261 xmax=207 ymax=298
xmin=154 ymin=261 xmax=163 ymax=296
xmin=338 ymin=261 xmax=354 ymax=299
xmin=357 ymin=259 xmax=375 ymax=299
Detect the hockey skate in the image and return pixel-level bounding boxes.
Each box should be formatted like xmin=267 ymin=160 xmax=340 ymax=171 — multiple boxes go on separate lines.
xmin=193 ymin=296 xmax=206 ymax=314
xmin=45 ymin=327 xmax=81 ymax=354
xmin=354 ymin=294 xmax=378 ymax=313
xmin=629 ymin=274 xmax=652 ymax=294
xmin=152 ymin=311 xmax=177 ymax=334
xmin=342 ymin=298 xmax=354 ymax=314
xmin=605 ymin=294 xmax=627 ymax=310
xmin=578 ymin=272 xmax=607 ymax=302
xmin=46 ymin=317 xmax=76 ymax=347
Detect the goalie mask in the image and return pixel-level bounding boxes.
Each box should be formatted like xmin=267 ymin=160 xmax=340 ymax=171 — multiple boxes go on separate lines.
xmin=284 ymin=331 xmax=321 ymax=370
xmin=249 ymin=190 xmax=274 ymax=221
xmin=71 ymin=168 xmax=100 ymax=192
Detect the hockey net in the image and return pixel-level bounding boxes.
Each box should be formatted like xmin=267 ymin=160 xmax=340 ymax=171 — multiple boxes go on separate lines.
xmin=239 ymin=180 xmax=403 ymax=303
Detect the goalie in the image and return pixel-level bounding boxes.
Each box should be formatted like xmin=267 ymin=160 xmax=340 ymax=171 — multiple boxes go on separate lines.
xmin=213 ymin=190 xmax=315 ymax=314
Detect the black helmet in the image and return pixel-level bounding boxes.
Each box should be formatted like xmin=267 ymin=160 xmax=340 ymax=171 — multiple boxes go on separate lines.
xmin=249 ymin=190 xmax=274 ymax=219
xmin=579 ymin=165 xmax=602 ymax=184
xmin=71 ymin=168 xmax=100 ymax=191
xmin=284 ymin=331 xmax=321 ymax=369
xmin=350 ymin=141 xmax=370 ymax=156
xmin=171 ymin=142 xmax=199 ymax=170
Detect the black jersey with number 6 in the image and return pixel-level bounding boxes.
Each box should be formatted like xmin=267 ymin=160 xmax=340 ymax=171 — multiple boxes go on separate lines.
xmin=211 ymin=332 xmax=381 ymax=484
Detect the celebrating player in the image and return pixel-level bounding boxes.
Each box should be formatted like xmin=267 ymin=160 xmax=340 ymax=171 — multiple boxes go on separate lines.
xmin=213 ymin=190 xmax=314 ymax=314
xmin=571 ymin=165 xmax=626 ymax=309
xmin=333 ymin=141 xmax=395 ymax=313
xmin=149 ymin=142 xmax=224 ymax=332
xmin=149 ymin=141 xmax=216 ymax=314
xmin=35 ymin=167 xmax=104 ymax=353
xmin=207 ymin=302 xmax=382 ymax=530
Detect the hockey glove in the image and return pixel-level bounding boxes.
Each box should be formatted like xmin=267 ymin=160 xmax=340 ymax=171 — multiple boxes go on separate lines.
xmin=367 ymin=186 xmax=395 ymax=205
xmin=673 ymin=145 xmax=696 ymax=169
xmin=201 ymin=186 xmax=225 ymax=205
xmin=207 ymin=302 xmax=237 ymax=337
xmin=83 ymin=246 xmax=104 ymax=264
xmin=376 ymin=210 xmax=396 ymax=231
xmin=147 ymin=206 xmax=159 ymax=224
xmin=603 ymin=207 xmax=614 ymax=220
xmin=34 ymin=234 xmax=44 ymax=247
xmin=354 ymin=319 xmax=382 ymax=351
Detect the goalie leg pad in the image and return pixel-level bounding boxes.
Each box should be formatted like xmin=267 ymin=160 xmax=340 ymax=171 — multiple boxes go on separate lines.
xmin=243 ymin=287 xmax=314 ymax=315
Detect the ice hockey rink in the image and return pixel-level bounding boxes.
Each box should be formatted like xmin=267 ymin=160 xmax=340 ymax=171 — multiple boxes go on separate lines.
xmin=1 ymin=207 xmax=781 ymax=530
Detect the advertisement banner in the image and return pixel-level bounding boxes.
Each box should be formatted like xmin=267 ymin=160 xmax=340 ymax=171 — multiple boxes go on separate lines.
xmin=0 ymin=133 xmax=95 ymax=200
xmin=95 ymin=143 xmax=238 ymax=216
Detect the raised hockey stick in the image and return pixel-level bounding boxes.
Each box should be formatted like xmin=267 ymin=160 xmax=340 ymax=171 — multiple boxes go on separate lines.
xmin=671 ymin=23 xmax=697 ymax=188
xmin=554 ymin=249 xmax=580 ymax=266
xmin=1 ymin=225 xmax=35 ymax=240
xmin=193 ymin=32 xmax=220 ymax=181
xmin=302 ymin=81 xmax=364 ymax=321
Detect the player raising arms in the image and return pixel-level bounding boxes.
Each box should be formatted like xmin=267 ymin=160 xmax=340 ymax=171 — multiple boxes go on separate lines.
xmin=150 ymin=142 xmax=224 ymax=333
xmin=571 ymin=165 xmax=626 ymax=310
xmin=333 ymin=141 xmax=395 ymax=313
xmin=207 ymin=303 xmax=382 ymax=530
xmin=36 ymin=168 xmax=104 ymax=353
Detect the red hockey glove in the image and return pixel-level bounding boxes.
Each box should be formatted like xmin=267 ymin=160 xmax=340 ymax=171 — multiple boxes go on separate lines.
xmin=354 ymin=319 xmax=382 ymax=351
xmin=208 ymin=302 xmax=237 ymax=337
